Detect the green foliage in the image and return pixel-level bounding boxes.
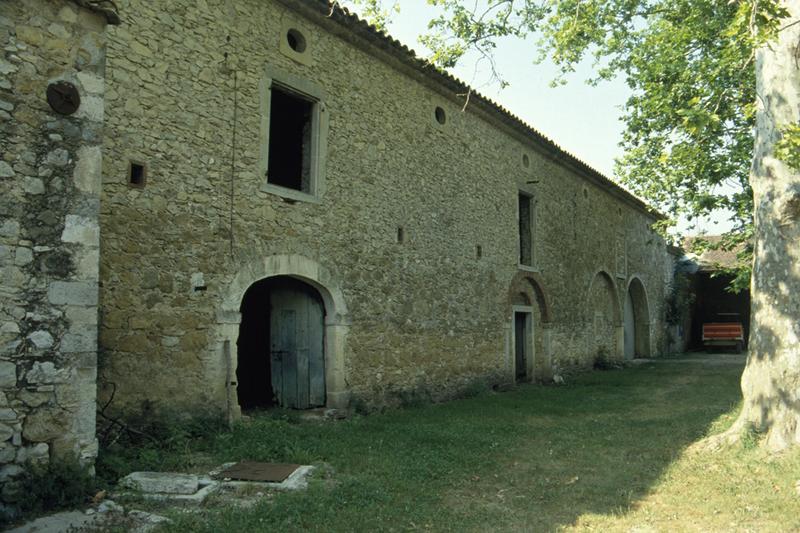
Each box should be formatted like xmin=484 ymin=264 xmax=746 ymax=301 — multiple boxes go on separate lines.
xmin=776 ymin=122 xmax=800 ymax=171
xmin=665 ymin=267 xmax=694 ymax=326
xmin=16 ymin=458 xmax=96 ymax=517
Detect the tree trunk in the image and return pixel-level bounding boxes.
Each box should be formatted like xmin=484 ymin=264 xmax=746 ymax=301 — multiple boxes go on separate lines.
xmin=735 ymin=0 xmax=800 ymax=451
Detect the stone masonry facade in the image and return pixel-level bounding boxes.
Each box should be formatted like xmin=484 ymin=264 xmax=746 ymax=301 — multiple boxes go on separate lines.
xmin=0 ymin=0 xmax=116 ymax=512
xmin=97 ymin=0 xmax=671 ymax=417
xmin=1 ymin=0 xmax=673 ymax=505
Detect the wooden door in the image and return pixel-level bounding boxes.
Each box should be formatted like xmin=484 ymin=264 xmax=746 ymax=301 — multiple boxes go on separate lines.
xmin=269 ymin=286 xmax=325 ymax=409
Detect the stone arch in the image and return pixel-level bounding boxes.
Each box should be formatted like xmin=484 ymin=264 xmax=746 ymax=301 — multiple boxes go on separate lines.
xmin=624 ymin=275 xmax=652 ymax=358
xmin=586 ymin=270 xmax=623 ymax=361
xmin=213 ymin=255 xmax=351 ymax=420
xmin=506 ymin=272 xmax=554 ymax=382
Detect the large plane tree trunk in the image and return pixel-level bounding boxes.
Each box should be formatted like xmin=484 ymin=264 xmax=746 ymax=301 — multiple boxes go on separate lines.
xmin=734 ymin=0 xmax=800 ymax=451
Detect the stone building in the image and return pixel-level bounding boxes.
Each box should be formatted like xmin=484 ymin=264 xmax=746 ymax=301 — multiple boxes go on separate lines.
xmin=97 ymin=0 xmax=670 ymax=419
xmin=1 ymin=0 xmax=671 ymax=503
xmin=0 ymin=0 xmax=118 ymax=510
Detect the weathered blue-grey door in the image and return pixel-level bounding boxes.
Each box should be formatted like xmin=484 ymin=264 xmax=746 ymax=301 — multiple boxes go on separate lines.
xmin=269 ymin=286 xmax=325 ymax=409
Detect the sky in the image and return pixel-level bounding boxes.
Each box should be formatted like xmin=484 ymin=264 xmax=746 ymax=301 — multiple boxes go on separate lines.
xmin=343 ymin=1 xmax=736 ymax=235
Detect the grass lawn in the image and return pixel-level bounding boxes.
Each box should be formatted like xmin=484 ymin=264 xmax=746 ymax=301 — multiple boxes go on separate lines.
xmin=99 ymin=356 xmax=800 ymax=532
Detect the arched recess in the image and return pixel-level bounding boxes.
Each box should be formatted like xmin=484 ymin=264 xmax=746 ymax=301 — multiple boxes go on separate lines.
xmin=624 ymin=276 xmax=652 ymax=359
xmin=586 ymin=270 xmax=623 ymax=361
xmin=506 ymin=272 xmax=554 ymax=382
xmin=213 ymin=255 xmax=351 ymax=421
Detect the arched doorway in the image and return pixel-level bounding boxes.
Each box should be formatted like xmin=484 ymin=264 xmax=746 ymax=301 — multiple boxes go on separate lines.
xmin=506 ymin=272 xmax=554 ymax=382
xmin=624 ymin=277 xmax=651 ymax=359
xmin=587 ymin=271 xmax=622 ymax=361
xmin=237 ymin=276 xmax=326 ymax=410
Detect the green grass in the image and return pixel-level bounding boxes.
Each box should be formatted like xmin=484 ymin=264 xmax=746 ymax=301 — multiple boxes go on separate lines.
xmin=99 ymin=359 xmax=800 ymax=532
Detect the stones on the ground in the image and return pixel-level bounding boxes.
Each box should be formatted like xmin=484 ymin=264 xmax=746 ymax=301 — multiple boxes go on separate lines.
xmin=97 ymin=499 xmax=124 ymax=514
xmin=324 ymin=408 xmax=347 ymax=420
xmin=119 ymin=472 xmax=200 ymax=495
xmin=128 ymin=509 xmax=172 ymax=532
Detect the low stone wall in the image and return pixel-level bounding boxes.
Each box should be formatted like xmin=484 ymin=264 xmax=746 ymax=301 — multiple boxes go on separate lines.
xmin=0 ymin=0 xmax=112 ymax=514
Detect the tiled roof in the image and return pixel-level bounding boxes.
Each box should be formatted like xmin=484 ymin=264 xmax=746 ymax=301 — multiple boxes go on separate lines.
xmin=71 ymin=0 xmax=121 ymax=24
xmin=684 ymin=235 xmax=748 ymax=271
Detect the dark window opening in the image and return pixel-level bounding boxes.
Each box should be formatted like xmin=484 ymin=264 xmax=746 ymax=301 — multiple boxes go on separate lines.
xmin=286 ymin=29 xmax=307 ymax=53
xmin=268 ymin=86 xmax=314 ymax=192
xmin=435 ymin=106 xmax=446 ymax=125
xmin=397 ymin=227 xmax=405 ymax=243
xmin=519 ymin=194 xmax=532 ymax=266
xmin=476 ymin=245 xmax=482 ymax=259
xmin=129 ymin=161 xmax=146 ymax=187
xmin=514 ymin=312 xmax=529 ymax=381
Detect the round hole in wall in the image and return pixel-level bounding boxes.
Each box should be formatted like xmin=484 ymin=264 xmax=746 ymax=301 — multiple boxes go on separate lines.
xmin=522 ymin=154 xmax=530 ymax=168
xmin=286 ymin=28 xmax=307 ymax=53
xmin=435 ymin=106 xmax=447 ymax=125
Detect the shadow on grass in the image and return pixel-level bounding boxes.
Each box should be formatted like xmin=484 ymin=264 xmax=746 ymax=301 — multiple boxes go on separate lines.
xmin=99 ymin=359 xmax=744 ymax=532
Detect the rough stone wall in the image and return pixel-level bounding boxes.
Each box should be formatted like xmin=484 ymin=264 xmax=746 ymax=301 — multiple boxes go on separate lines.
xmin=98 ymin=0 xmax=669 ymax=415
xmin=0 ymin=0 xmax=108 ymax=509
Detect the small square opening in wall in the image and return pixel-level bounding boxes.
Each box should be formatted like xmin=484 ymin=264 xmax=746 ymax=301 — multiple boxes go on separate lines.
xmin=128 ymin=161 xmax=146 ymax=188
xmin=397 ymin=227 xmax=405 ymax=243
xmin=268 ymin=86 xmax=314 ymax=192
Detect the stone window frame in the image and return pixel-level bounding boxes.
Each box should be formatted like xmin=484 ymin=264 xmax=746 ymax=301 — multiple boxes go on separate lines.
xmin=517 ymin=190 xmax=538 ymax=272
xmin=258 ymin=65 xmax=329 ymax=204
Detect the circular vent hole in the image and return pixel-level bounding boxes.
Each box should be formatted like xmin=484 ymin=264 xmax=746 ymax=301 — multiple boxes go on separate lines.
xmin=287 ymin=29 xmax=307 ymax=53
xmin=435 ymin=106 xmax=446 ymax=125
xmin=522 ymin=154 xmax=530 ymax=168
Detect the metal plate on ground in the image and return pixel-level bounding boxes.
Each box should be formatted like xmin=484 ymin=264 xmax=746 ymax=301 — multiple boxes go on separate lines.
xmin=215 ymin=462 xmax=301 ymax=482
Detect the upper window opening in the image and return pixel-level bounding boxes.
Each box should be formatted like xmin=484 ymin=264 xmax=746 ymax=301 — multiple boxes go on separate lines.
xmin=286 ymin=29 xmax=307 ymax=53
xmin=435 ymin=106 xmax=446 ymax=125
xmin=522 ymin=154 xmax=530 ymax=168
xmin=267 ymin=86 xmax=315 ymax=193
xmin=519 ymin=193 xmax=533 ymax=267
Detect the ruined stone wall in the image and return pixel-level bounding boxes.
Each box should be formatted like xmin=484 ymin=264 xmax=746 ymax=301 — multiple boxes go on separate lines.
xmin=0 ymin=0 xmax=109 ymax=510
xmin=99 ymin=0 xmax=669 ymax=415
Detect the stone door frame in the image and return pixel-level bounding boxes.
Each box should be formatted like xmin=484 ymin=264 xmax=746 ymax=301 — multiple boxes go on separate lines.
xmin=214 ymin=255 xmax=351 ymax=420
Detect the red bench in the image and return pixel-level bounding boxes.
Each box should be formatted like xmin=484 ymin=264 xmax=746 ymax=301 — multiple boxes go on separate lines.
xmin=702 ymin=322 xmax=745 ymax=352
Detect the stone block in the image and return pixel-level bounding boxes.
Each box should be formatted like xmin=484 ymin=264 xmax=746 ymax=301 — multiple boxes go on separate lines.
xmin=61 ymin=215 xmax=100 ymax=247
xmin=0 ymin=409 xmax=17 ymax=422
xmin=14 ymin=247 xmax=33 ymax=266
xmin=0 ymin=464 xmax=23 ymax=483
xmin=0 ymin=444 xmax=14 ymax=463
xmin=48 ymin=281 xmax=98 ymax=306
xmin=27 ymin=330 xmax=54 ymax=349
xmin=0 ymin=362 xmax=15 ymax=388
xmin=60 ymin=331 xmax=96 ymax=353
xmin=26 ymin=362 xmax=64 ymax=384
xmin=0 ymin=423 xmax=13 ymax=442
xmin=45 ymin=148 xmax=70 ymax=167
xmin=22 ymin=177 xmax=45 ymax=195
xmin=15 ymin=442 xmax=49 ymax=464
xmin=119 ymin=472 xmax=200 ymax=495
xmin=0 ymin=161 xmax=13 ymax=178
xmin=22 ymin=407 xmax=68 ymax=442
xmin=0 ymin=220 xmax=19 ymax=239
xmin=73 ymin=145 xmax=102 ymax=194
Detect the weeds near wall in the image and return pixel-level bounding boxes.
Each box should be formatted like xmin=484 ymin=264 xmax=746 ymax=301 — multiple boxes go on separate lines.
xmin=15 ymin=459 xmax=95 ymax=517
xmin=593 ymin=347 xmax=621 ymax=370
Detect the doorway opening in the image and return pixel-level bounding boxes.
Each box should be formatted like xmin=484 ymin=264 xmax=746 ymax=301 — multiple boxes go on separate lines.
xmin=624 ymin=277 xmax=651 ymax=359
xmin=513 ymin=309 xmax=533 ymax=382
xmin=236 ymin=276 xmax=326 ymax=410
